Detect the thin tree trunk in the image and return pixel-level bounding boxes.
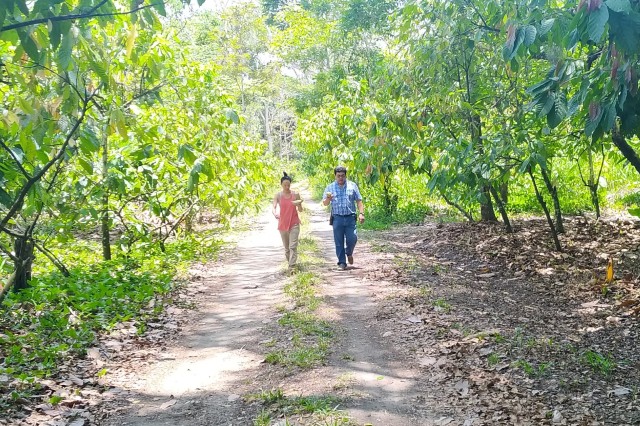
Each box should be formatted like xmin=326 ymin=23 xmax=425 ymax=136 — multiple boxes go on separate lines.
xmin=101 ymin=122 xmax=111 ymax=261
xmin=481 ymin=186 xmax=498 ymax=221
xmin=528 ymin=168 xmax=562 ymax=251
xmin=13 ymin=237 xmax=34 ymax=291
xmin=265 ymin=104 xmax=272 ymax=154
xmin=540 ymin=167 xmax=565 ymax=233
xmin=489 ymin=184 xmax=512 ymax=233
xmin=587 ymin=148 xmax=601 ymax=218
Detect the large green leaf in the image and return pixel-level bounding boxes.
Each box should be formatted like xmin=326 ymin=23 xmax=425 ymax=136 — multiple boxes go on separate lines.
xmin=15 ymin=0 xmax=29 ymax=15
xmin=608 ymin=10 xmax=640 ymax=53
xmin=0 ymin=187 xmax=12 ymax=208
xmin=522 ymin=25 xmax=537 ymax=47
xmin=585 ymin=104 xmax=603 ymax=136
xmin=17 ymin=30 xmax=40 ymax=62
xmin=587 ymin=3 xmax=609 ymax=42
xmin=605 ymin=0 xmax=631 ymax=13
xmin=153 ymin=0 xmax=166 ymax=16
xmin=0 ymin=2 xmax=7 ymax=29
xmin=79 ymin=127 xmax=101 ymax=154
xmin=224 ymin=108 xmax=240 ymax=124
xmin=78 ymin=158 xmax=94 ymax=174
xmin=538 ymin=18 xmax=555 ymax=36
xmin=58 ymin=32 xmax=74 ymax=70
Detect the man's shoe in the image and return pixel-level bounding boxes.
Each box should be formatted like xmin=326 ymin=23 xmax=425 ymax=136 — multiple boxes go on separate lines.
xmin=338 ymin=263 xmax=347 ymax=270
xmin=347 ymin=255 xmax=353 ymax=265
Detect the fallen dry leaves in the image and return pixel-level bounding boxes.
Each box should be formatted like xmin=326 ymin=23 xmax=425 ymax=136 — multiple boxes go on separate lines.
xmin=365 ymin=215 xmax=640 ymax=425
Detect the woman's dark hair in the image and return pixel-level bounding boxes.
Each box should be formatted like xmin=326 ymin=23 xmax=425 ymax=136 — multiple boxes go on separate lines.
xmin=281 ymin=171 xmax=292 ymax=183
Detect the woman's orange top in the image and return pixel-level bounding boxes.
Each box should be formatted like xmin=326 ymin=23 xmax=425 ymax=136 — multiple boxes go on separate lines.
xmin=278 ymin=192 xmax=301 ymax=231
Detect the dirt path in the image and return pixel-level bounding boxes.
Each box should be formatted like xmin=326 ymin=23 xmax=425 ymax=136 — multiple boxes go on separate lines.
xmin=96 ymin=197 xmax=442 ymax=425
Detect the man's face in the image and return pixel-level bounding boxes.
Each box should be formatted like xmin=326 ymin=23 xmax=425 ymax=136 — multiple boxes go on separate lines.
xmin=335 ymin=172 xmax=346 ymax=185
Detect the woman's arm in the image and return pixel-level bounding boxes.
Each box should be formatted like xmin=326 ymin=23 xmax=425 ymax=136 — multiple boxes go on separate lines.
xmin=295 ymin=192 xmax=303 ymax=212
xmin=272 ymin=193 xmax=280 ymax=218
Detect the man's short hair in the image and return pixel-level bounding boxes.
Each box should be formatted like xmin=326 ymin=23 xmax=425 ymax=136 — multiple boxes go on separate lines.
xmin=334 ymin=166 xmax=347 ymax=175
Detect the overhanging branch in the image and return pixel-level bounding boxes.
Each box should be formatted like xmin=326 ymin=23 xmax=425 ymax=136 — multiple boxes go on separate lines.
xmin=0 ymin=2 xmax=158 ymax=33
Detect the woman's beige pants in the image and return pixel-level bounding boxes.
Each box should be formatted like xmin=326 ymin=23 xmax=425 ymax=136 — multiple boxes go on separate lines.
xmin=279 ymin=224 xmax=300 ymax=268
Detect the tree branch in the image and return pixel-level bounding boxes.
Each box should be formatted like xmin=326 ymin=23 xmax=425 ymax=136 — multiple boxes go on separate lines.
xmin=0 ymin=2 xmax=158 ymax=33
xmin=0 ymin=241 xmax=18 ymax=262
xmin=0 ymin=138 xmax=31 ymax=179
xmin=0 ymin=94 xmax=95 ymax=229
xmin=33 ymin=240 xmax=70 ymax=277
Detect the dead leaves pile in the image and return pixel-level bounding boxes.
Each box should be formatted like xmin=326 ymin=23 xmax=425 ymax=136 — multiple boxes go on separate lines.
xmin=1 ymin=288 xmax=194 ymax=426
xmin=366 ymin=215 xmax=640 ymax=425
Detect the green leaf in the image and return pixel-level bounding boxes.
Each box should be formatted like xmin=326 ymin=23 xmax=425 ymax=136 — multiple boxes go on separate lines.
xmin=523 ymin=25 xmax=537 ymax=46
xmin=547 ymin=102 xmax=565 ymax=128
xmin=587 ymin=4 xmax=609 ymax=42
xmin=153 ymin=0 xmax=166 ymax=16
xmin=179 ymin=145 xmax=197 ymax=166
xmin=601 ymin=101 xmax=617 ymax=131
xmin=605 ymin=0 xmax=631 ymax=13
xmin=585 ymin=105 xmax=603 ymax=136
xmin=58 ymin=32 xmax=73 ymax=70
xmin=527 ymin=78 xmax=553 ymax=95
xmin=539 ymin=94 xmax=555 ymax=117
xmin=197 ymin=0 xmax=206 ymax=5
xmin=15 ymin=0 xmax=29 ymax=15
xmin=79 ymin=127 xmax=101 ymax=153
xmin=49 ymin=20 xmax=62 ymax=50
xmin=608 ymin=10 xmax=640 ymax=53
xmin=629 ymin=207 xmax=640 ymax=217
xmin=0 ymin=187 xmax=12 ymax=207
xmin=539 ymin=18 xmax=555 ymax=36
xmin=224 ymin=108 xmax=239 ymax=124
xmin=17 ymin=30 xmax=40 ymax=62
xmin=78 ymin=158 xmax=94 ymax=174
xmin=0 ymin=3 xmax=7 ymax=29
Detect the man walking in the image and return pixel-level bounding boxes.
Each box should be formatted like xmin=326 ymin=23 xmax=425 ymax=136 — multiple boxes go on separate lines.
xmin=322 ymin=166 xmax=365 ymax=270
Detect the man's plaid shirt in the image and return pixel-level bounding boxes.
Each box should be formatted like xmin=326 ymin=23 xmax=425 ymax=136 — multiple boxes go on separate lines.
xmin=323 ymin=180 xmax=362 ymax=215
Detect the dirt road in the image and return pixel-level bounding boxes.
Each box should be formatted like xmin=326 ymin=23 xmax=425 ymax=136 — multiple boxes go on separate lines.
xmin=97 ymin=196 xmax=442 ymax=425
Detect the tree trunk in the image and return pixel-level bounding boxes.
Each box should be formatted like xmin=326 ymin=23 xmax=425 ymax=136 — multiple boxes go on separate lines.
xmin=101 ymin=123 xmax=111 ymax=261
xmin=586 ymin=148 xmax=601 ymax=218
xmin=469 ymin=112 xmax=496 ymax=221
xmin=489 ymin=184 xmax=512 ymax=233
xmin=500 ymin=181 xmax=509 ymax=205
xmin=13 ymin=237 xmax=34 ymax=291
xmin=480 ymin=186 xmax=498 ymax=221
xmin=264 ymin=104 xmax=272 ymax=154
xmin=528 ymin=168 xmax=562 ymax=251
xmin=382 ymin=175 xmax=397 ymax=217
xmin=539 ymin=167 xmax=564 ymax=233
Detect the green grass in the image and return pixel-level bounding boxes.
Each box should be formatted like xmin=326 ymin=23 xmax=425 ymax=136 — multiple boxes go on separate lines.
xmin=582 ymin=350 xmax=616 ymax=375
xmin=487 ymin=353 xmax=500 ymax=367
xmin=278 ymin=312 xmax=332 ymax=337
xmin=432 ymin=298 xmax=452 ymax=312
xmin=0 ymin=231 xmax=224 ymax=411
xmin=248 ymin=388 xmax=354 ymax=426
xmin=283 ymin=272 xmax=322 ymax=310
xmin=513 ymin=359 xmax=551 ymax=377
xmin=267 ymin=232 xmax=335 ymax=369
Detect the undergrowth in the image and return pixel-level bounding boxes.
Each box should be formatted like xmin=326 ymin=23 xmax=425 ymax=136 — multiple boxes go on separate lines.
xmin=0 ymin=231 xmax=222 ymax=411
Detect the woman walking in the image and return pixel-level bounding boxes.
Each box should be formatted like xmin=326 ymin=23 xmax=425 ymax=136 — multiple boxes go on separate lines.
xmin=273 ymin=172 xmax=303 ymax=272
